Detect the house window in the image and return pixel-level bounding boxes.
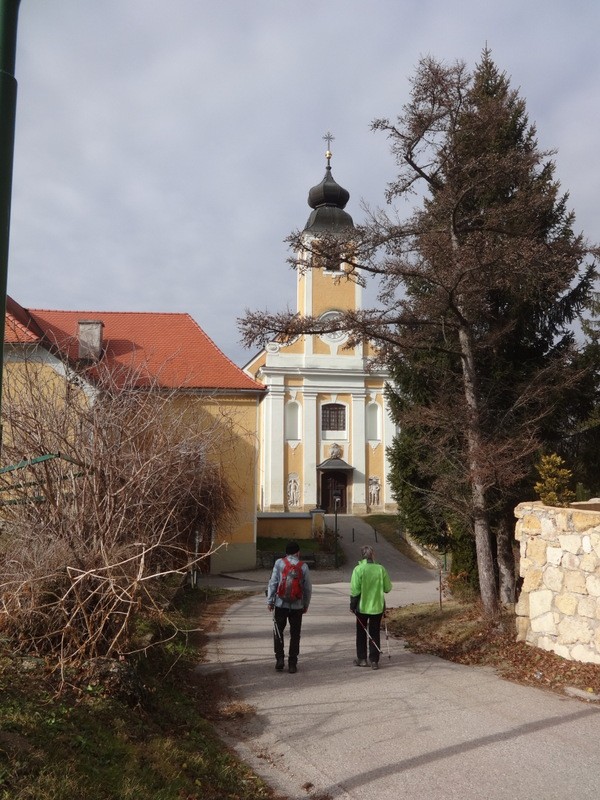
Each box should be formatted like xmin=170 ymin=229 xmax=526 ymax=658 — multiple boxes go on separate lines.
xmin=322 ymin=403 xmax=346 ymax=432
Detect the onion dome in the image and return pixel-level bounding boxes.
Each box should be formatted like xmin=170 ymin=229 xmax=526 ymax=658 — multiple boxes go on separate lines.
xmin=304 ymin=143 xmax=354 ymax=234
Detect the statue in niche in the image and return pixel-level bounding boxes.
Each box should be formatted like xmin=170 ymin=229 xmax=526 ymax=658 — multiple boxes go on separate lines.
xmin=368 ymin=476 xmax=381 ymax=507
xmin=287 ymin=473 xmax=300 ymax=507
xmin=329 ymin=443 xmax=342 ymax=459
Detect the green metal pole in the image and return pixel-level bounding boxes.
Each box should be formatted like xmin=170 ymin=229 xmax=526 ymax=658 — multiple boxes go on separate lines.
xmin=0 ymin=0 xmax=21 ymax=454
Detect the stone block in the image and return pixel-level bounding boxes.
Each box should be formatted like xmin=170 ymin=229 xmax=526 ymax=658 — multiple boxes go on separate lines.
xmin=542 ymin=566 xmax=563 ymax=592
xmin=555 ymin=593 xmax=578 ymax=616
xmin=529 ymin=589 xmax=553 ymax=617
xmin=537 ymin=635 xmax=556 ymax=652
xmin=570 ymin=644 xmax=600 ymax=665
xmin=562 ymin=553 xmax=580 ymax=570
xmin=522 ymin=568 xmax=543 ymax=592
xmin=558 ymin=534 xmax=583 ymax=555
xmin=515 ymin=593 xmax=529 ymax=618
xmin=541 ymin=516 xmax=557 ymax=537
xmin=586 ymin=574 xmax=600 ymax=597
xmin=546 ymin=547 xmax=562 ymax=566
xmin=519 ymin=556 xmax=532 ymax=575
xmin=519 ymin=539 xmax=528 ymax=559
xmin=582 ymin=535 xmax=593 ymax=554
xmin=556 ymin=511 xmax=570 ymax=530
xmin=572 ymin=511 xmax=600 ymax=532
xmin=520 ymin=514 xmax=541 ymax=534
xmin=578 ymin=596 xmax=598 ymax=619
xmin=526 ymin=629 xmax=539 ymax=646
xmin=527 ymin=538 xmax=548 ymax=565
xmin=591 ymin=533 xmax=600 ymax=558
xmin=515 ymin=616 xmax=529 ymax=642
xmin=557 ymin=616 xmax=592 ymax=645
xmin=531 ymin=612 xmax=557 ymax=635
xmin=580 ymin=553 xmax=599 ymax=573
xmin=553 ymin=642 xmax=572 ymax=660
xmin=564 ymin=571 xmax=587 ymax=594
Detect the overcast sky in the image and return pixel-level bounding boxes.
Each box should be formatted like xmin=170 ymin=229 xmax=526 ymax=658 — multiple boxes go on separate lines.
xmin=7 ymin=0 xmax=600 ymax=365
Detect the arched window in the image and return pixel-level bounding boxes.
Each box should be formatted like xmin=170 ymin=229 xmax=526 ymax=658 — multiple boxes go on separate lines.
xmin=366 ymin=402 xmax=381 ymax=442
xmin=285 ymin=401 xmax=301 ymax=441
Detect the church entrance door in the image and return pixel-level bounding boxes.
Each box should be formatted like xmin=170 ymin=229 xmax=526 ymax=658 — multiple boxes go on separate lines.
xmin=321 ymin=472 xmax=348 ymax=513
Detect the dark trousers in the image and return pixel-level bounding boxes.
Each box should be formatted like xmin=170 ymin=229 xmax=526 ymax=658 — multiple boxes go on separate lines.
xmin=356 ymin=612 xmax=382 ymax=663
xmin=273 ymin=606 xmax=303 ymax=664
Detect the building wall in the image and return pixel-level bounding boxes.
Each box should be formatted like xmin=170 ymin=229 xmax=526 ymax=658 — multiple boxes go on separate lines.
xmin=3 ymin=347 xmax=262 ymax=576
xmin=175 ymin=393 xmax=261 ymax=574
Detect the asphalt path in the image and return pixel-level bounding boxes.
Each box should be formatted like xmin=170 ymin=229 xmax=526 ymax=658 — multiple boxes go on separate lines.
xmin=202 ymin=516 xmax=600 ymax=800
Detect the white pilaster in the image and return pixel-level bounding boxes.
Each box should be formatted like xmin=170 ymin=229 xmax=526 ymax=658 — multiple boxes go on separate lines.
xmin=352 ymin=393 xmax=367 ymax=508
xmin=265 ymin=377 xmax=286 ymax=510
xmin=383 ymin=396 xmax=396 ymax=507
xmin=303 ymin=391 xmax=318 ymax=507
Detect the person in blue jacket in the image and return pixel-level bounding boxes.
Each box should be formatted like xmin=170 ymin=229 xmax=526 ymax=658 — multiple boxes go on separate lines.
xmin=350 ymin=545 xmax=392 ymax=669
xmin=267 ymin=541 xmax=312 ymax=674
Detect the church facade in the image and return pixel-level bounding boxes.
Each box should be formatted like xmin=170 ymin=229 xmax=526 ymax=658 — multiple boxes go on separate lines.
xmin=244 ymin=150 xmax=397 ymax=516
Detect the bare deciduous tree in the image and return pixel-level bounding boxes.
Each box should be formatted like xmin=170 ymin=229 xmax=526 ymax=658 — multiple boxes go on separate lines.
xmin=0 ymin=355 xmax=234 ymax=669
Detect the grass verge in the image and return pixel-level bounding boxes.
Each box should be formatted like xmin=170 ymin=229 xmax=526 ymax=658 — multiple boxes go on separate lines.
xmin=360 ymin=514 xmax=439 ymax=569
xmin=0 ymin=586 xmax=285 ymax=800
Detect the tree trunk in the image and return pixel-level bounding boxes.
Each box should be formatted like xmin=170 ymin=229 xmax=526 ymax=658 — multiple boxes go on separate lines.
xmin=457 ymin=323 xmax=500 ymax=619
xmin=496 ymin=513 xmax=517 ymax=607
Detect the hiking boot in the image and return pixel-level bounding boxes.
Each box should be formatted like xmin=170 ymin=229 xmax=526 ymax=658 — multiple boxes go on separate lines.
xmin=288 ymin=663 xmax=297 ymax=674
xmin=275 ymin=657 xmax=285 ymax=671
xmin=371 ymin=661 xmax=379 ymax=670
xmin=353 ymin=658 xmax=368 ymax=667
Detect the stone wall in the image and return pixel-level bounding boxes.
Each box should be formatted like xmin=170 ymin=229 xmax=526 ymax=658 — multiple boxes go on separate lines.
xmin=515 ymin=501 xmax=600 ymax=664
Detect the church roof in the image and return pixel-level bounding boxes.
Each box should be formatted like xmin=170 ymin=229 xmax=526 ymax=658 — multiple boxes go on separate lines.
xmin=304 ymin=147 xmax=354 ymax=234
xmin=4 ymin=297 xmax=264 ymax=393
xmin=316 ymin=457 xmax=355 ymax=472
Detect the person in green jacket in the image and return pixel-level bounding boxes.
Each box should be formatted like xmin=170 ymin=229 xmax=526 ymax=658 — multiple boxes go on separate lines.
xmin=350 ymin=545 xmax=392 ymax=669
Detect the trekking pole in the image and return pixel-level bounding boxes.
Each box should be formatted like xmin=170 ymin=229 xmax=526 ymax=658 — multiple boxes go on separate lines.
xmin=272 ymin=613 xmax=283 ymax=642
xmin=384 ymin=615 xmax=391 ymax=660
xmin=353 ymin=611 xmax=383 ymax=654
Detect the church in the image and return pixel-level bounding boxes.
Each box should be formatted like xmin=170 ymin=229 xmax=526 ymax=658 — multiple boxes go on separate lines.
xmin=244 ymin=146 xmax=397 ymax=517
xmin=1 ymin=145 xmax=398 ymax=575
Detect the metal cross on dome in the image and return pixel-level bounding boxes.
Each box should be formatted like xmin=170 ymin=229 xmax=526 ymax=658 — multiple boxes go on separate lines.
xmin=323 ymin=131 xmax=334 ymax=165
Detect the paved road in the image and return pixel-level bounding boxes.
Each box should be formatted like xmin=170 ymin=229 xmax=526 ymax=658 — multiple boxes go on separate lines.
xmin=202 ymin=516 xmax=600 ymax=800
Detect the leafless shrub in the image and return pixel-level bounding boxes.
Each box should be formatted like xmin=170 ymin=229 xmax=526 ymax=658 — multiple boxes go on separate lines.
xmin=0 ymin=355 xmax=234 ymax=669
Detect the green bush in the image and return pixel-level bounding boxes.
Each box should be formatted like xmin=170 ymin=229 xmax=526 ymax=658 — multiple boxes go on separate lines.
xmin=534 ymin=453 xmax=575 ymax=507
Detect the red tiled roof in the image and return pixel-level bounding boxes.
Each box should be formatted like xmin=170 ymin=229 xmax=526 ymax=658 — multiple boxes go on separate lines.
xmin=4 ymin=296 xmax=43 ymax=344
xmin=4 ymin=298 xmax=263 ymax=393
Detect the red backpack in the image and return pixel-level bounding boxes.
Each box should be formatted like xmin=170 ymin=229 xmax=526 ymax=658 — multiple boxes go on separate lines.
xmin=276 ymin=557 xmax=304 ymax=603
